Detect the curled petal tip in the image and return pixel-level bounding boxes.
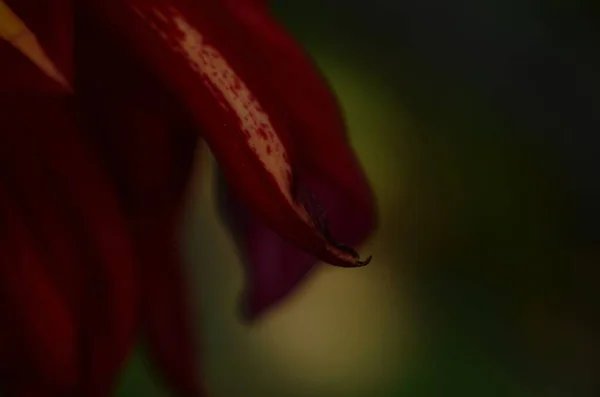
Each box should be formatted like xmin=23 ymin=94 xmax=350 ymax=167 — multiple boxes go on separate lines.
xmin=356 ymin=254 xmax=372 ymax=267
xmin=325 ymin=240 xmax=372 ymax=268
xmin=316 ymin=221 xmax=372 ymax=268
xmin=330 ymin=248 xmax=372 ymax=268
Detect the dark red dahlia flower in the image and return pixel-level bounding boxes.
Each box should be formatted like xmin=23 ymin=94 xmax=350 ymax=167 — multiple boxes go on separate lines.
xmin=0 ymin=0 xmax=376 ymax=395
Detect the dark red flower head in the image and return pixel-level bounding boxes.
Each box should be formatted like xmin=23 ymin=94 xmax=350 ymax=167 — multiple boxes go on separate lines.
xmin=0 ymin=0 xmax=376 ymax=395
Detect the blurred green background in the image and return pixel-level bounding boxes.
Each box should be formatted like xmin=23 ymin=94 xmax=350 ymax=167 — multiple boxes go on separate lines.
xmin=117 ymin=1 xmax=599 ymax=396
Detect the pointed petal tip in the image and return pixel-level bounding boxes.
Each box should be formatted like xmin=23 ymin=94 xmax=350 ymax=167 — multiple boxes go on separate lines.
xmin=324 ymin=240 xmax=373 ymax=268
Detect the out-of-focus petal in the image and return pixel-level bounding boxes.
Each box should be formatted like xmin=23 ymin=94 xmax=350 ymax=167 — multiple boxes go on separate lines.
xmin=0 ymin=43 xmax=80 ymax=391
xmin=132 ymin=137 xmax=202 ymax=396
xmin=3 ymin=0 xmax=72 ymax=82
xmin=74 ymin=13 xmax=197 ymax=211
xmin=42 ymin=110 xmax=139 ymax=397
xmin=83 ymin=0 xmax=371 ymax=268
xmin=75 ymin=14 xmax=202 ymax=394
xmin=1 ymin=387 xmax=48 ymax=397
xmin=0 ymin=145 xmax=87 ymax=394
xmin=0 ymin=273 xmax=29 ymax=387
xmin=0 ymin=299 xmax=15 ymax=375
xmin=137 ymin=211 xmax=203 ymax=397
xmin=0 ymin=110 xmax=84 ymax=321
xmin=135 ymin=130 xmax=202 ymax=397
xmin=3 ymin=94 xmax=139 ymax=395
xmin=0 ymin=186 xmax=78 ymax=391
xmin=0 ymin=37 xmax=65 ymax=93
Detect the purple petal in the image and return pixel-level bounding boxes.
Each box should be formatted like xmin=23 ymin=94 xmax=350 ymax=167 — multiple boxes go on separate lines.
xmin=217 ymin=161 xmax=376 ymax=320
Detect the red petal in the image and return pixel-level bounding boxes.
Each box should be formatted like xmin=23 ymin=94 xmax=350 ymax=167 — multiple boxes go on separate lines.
xmin=74 ymin=16 xmax=203 ymax=394
xmin=137 ymin=211 xmax=203 ymax=397
xmin=0 ymin=112 xmax=84 ymax=321
xmin=0 ymin=289 xmax=23 ymax=381
xmin=83 ymin=0 xmax=371 ymax=267
xmin=135 ymin=131 xmax=202 ymax=396
xmin=0 ymin=45 xmax=80 ymax=391
xmin=2 ymin=9 xmax=140 ymax=394
xmin=218 ymin=141 xmax=375 ymax=319
xmin=222 ymin=0 xmax=376 ymax=215
xmin=2 ymin=386 xmax=53 ymax=397
xmin=1 ymin=95 xmax=139 ymax=395
xmin=213 ymin=3 xmax=376 ymax=317
xmin=37 ymin=107 xmax=139 ymax=396
xmin=74 ymin=15 xmax=197 ymax=211
xmin=0 ymin=186 xmax=78 ymax=391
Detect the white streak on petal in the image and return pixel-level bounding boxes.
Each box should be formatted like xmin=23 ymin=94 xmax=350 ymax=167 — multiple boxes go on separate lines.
xmin=133 ymin=5 xmax=294 ymax=203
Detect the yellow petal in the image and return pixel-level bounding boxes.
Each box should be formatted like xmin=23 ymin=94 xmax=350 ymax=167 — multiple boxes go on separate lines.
xmin=0 ymin=1 xmax=26 ymax=39
xmin=0 ymin=1 xmax=70 ymax=89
